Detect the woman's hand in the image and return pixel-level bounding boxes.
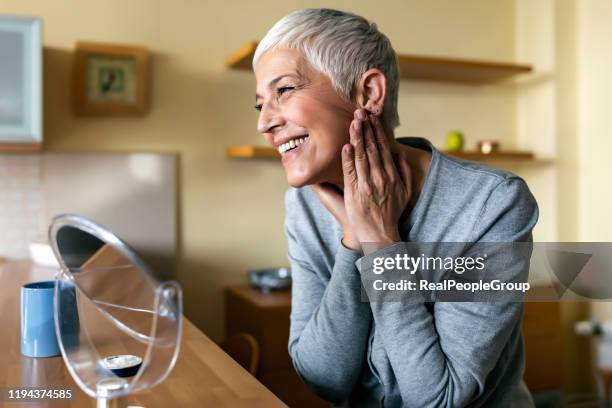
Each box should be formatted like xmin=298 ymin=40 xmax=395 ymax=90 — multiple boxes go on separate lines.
xmin=312 ymin=109 xmax=412 ymax=254
xmin=344 ymin=109 xmax=412 ymax=254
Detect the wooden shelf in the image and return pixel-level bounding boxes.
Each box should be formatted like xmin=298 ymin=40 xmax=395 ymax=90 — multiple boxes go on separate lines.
xmin=396 ymin=55 xmax=532 ymax=83
xmin=226 ymin=145 xmax=535 ymax=162
xmin=447 ymin=150 xmax=534 ymax=161
xmin=226 ymin=145 xmax=280 ymax=159
xmin=225 ymin=41 xmax=258 ymax=70
xmin=0 ymin=143 xmax=42 ymax=153
xmin=225 ymin=41 xmax=532 ymax=83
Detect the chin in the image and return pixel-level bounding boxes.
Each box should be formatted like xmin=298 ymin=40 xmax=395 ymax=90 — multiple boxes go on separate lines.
xmin=284 ymin=160 xmax=339 ymax=188
xmin=284 ymin=168 xmax=316 ymax=188
xmin=280 ymin=141 xmax=342 ymax=187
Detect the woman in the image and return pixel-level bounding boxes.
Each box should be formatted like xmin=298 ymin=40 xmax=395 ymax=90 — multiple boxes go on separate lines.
xmin=254 ymin=8 xmax=538 ymax=408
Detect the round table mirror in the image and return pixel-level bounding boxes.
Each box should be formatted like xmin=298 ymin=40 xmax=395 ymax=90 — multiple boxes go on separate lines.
xmin=49 ymin=214 xmax=183 ymax=407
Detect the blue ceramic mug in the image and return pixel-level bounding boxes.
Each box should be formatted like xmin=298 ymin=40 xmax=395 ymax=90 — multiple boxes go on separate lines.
xmin=21 ymin=281 xmax=60 ymax=357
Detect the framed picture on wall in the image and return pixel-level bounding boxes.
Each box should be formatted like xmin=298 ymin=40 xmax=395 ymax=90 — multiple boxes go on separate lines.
xmin=0 ymin=15 xmax=42 ymax=146
xmin=73 ymin=41 xmax=150 ymax=115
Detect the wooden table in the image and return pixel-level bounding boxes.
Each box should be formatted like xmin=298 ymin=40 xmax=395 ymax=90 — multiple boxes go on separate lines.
xmin=0 ymin=261 xmax=286 ymax=407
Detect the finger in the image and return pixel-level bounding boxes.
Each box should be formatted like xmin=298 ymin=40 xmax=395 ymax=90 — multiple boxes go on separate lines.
xmin=341 ymin=143 xmax=358 ymax=190
xmin=396 ymin=153 xmax=412 ymax=194
xmin=349 ymin=118 xmax=369 ymax=182
xmin=362 ymin=115 xmax=384 ymax=181
xmin=371 ymin=115 xmax=396 ymax=179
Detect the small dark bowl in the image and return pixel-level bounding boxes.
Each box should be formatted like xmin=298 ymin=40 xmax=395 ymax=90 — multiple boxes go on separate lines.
xmin=101 ymin=355 xmax=143 ymax=378
xmin=248 ymin=267 xmax=291 ymax=292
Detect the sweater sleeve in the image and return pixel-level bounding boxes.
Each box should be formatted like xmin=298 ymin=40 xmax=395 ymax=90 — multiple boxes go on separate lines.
xmin=285 ymin=191 xmax=373 ymax=403
xmin=357 ymin=177 xmax=538 ymax=407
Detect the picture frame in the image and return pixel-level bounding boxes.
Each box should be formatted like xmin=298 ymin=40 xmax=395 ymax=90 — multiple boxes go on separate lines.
xmin=0 ymin=15 xmax=42 ymax=146
xmin=72 ymin=41 xmax=150 ymax=115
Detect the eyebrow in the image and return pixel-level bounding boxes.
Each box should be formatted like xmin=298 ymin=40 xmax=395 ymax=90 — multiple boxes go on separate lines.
xmin=255 ymin=73 xmax=300 ymax=102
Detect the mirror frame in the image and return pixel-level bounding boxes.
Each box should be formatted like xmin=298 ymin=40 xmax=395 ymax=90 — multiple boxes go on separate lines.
xmin=48 ymin=213 xmax=155 ymax=281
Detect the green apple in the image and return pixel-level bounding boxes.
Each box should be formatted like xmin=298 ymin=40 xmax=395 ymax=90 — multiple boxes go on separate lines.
xmin=446 ymin=130 xmax=464 ymax=151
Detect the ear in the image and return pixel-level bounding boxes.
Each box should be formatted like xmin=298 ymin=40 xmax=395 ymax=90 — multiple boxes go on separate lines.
xmin=355 ymin=68 xmax=387 ymax=117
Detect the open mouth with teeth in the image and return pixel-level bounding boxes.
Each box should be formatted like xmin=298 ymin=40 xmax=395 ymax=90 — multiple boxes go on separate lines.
xmin=278 ymin=135 xmax=309 ymax=155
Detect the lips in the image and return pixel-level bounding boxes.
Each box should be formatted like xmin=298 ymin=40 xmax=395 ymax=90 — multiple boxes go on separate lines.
xmin=280 ymin=136 xmax=310 ymax=165
xmin=277 ymin=135 xmax=309 ymax=154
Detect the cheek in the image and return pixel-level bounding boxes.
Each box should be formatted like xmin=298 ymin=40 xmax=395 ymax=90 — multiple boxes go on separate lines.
xmin=281 ymin=95 xmax=320 ymax=126
xmin=284 ymin=95 xmax=352 ymax=148
xmin=280 ymin=92 xmax=354 ymax=185
xmin=311 ymin=113 xmax=351 ymax=161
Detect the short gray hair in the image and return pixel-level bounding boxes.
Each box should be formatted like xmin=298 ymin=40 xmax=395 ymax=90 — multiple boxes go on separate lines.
xmin=253 ymin=8 xmax=400 ymax=129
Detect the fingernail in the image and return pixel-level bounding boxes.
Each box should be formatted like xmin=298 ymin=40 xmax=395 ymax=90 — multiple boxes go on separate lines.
xmin=355 ymin=119 xmax=362 ymax=133
xmin=356 ymin=109 xmax=366 ymax=121
xmin=343 ymin=144 xmax=351 ymax=154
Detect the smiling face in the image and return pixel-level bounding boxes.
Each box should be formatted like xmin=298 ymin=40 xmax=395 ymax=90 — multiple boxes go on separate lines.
xmin=255 ymin=48 xmax=356 ymax=187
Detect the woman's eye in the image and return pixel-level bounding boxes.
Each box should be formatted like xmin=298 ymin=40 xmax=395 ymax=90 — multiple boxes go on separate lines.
xmin=277 ymin=86 xmax=294 ymax=96
xmin=255 ymin=86 xmax=295 ymax=111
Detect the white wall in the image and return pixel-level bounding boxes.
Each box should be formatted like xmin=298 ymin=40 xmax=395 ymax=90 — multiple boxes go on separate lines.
xmin=0 ymin=152 xmax=177 ymax=280
xmin=0 ymin=155 xmax=43 ymax=259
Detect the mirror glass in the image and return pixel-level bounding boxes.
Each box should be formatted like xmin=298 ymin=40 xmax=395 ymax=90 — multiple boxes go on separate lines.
xmin=49 ymin=214 xmax=182 ymax=400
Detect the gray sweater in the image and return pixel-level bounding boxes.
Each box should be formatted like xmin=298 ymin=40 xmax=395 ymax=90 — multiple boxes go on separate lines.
xmin=284 ymin=138 xmax=538 ymax=407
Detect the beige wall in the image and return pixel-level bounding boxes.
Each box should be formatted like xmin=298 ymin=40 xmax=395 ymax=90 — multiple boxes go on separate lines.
xmin=2 ymin=0 xmax=519 ymax=341
xmin=542 ymin=1 xmax=612 ymax=387
xmin=577 ymin=0 xmax=612 ymax=317
xmin=553 ymin=0 xmax=593 ymax=394
xmin=516 ymin=0 xmax=612 ymax=393
xmin=514 ymin=0 xmax=593 ymax=393
xmin=576 ymin=0 xmax=612 ymax=243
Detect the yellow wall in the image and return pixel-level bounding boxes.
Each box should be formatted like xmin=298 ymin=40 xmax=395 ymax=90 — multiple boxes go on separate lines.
xmin=2 ymin=0 xmax=518 ymax=341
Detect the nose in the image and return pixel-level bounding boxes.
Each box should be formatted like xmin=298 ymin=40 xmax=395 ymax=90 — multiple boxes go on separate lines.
xmin=257 ymin=101 xmax=284 ymax=135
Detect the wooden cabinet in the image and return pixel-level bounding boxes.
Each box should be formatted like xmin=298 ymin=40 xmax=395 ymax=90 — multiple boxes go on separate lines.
xmin=0 ymin=16 xmax=43 ymax=152
xmin=225 ymin=285 xmax=563 ymax=405
xmin=225 ymin=286 xmax=327 ymax=408
xmin=523 ymin=301 xmax=563 ymax=391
